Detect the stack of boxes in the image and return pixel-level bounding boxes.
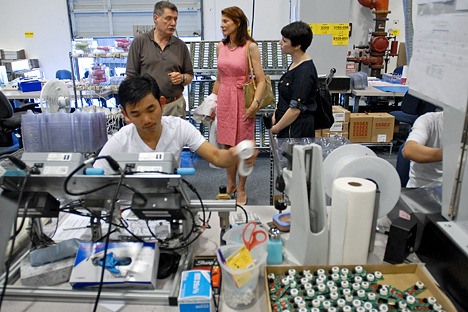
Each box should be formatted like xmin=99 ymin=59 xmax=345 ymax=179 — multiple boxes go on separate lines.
xmin=316 ymin=106 xmax=350 ymax=138
xmin=0 ymin=49 xmax=39 ymax=81
xmin=349 ymin=112 xmax=395 ymax=143
xmin=316 ymin=106 xmax=395 ymax=144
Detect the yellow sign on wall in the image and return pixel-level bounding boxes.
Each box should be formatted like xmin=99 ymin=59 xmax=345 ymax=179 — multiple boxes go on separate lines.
xmin=310 ymin=23 xmax=349 ymax=46
xmin=310 ymin=23 xmax=331 ymax=35
xmin=25 ymin=32 xmax=34 ymax=38
xmin=390 ymin=29 xmax=400 ymax=37
xmin=331 ymin=23 xmax=349 ymax=46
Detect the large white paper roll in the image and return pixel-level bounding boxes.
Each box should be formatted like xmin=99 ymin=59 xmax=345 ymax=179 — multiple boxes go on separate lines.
xmin=329 ymin=177 xmax=376 ymax=265
xmin=323 ymin=144 xmax=400 ymax=218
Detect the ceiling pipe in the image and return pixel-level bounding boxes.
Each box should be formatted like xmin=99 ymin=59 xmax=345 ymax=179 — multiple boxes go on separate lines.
xmin=347 ymin=0 xmax=392 ymax=77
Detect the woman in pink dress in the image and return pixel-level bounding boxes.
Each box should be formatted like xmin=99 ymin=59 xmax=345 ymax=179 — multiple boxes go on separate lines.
xmin=212 ymin=6 xmax=266 ymax=205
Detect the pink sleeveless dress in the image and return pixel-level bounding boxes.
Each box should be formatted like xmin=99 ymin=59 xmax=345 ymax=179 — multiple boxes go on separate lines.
xmin=216 ymin=43 xmax=255 ymax=147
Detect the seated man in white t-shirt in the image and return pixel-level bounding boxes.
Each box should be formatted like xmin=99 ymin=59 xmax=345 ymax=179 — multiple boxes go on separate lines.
xmin=402 ymin=111 xmax=443 ymax=188
xmin=94 ymin=75 xmax=258 ymax=173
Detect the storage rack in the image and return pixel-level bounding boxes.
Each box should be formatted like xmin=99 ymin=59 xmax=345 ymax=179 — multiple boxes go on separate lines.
xmin=188 ymin=40 xmax=291 ymax=149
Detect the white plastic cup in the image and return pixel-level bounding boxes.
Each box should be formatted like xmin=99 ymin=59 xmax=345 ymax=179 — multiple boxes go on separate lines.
xmin=217 ymin=244 xmax=267 ymax=309
xmin=222 ymin=223 xmax=268 ymax=254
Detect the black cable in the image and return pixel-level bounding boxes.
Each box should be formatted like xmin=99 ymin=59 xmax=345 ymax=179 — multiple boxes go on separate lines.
xmin=236 ymin=204 xmax=249 ymax=224
xmin=181 ymin=178 xmax=207 ymax=227
xmin=48 ymin=214 xmax=61 ymax=239
xmin=251 ymin=0 xmax=256 ymax=37
xmin=63 ymin=155 xmax=122 ymax=196
xmin=0 ymin=155 xmax=29 ymax=172
xmin=0 ymin=173 xmax=29 ymax=310
xmin=145 ymin=220 xmax=165 ymax=244
xmin=159 ymin=206 xmax=198 ymax=251
xmin=204 ymin=211 xmax=213 ymax=229
xmin=92 ymin=171 xmax=125 ymax=312
xmin=7 ymin=193 xmax=32 ymax=240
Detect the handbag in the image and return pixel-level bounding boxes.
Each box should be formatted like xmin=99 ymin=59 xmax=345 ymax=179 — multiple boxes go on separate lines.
xmin=243 ymin=42 xmax=275 ymax=110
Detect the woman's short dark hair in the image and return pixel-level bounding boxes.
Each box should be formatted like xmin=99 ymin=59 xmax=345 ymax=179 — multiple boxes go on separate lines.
xmin=118 ymin=75 xmax=161 ymax=109
xmin=281 ymin=21 xmax=313 ymax=52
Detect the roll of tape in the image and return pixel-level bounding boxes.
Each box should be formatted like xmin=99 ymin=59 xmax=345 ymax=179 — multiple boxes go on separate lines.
xmin=323 ymin=144 xmax=400 ymax=218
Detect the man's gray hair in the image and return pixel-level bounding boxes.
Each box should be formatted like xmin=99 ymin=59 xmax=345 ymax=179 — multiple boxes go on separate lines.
xmin=154 ymin=1 xmax=178 ymax=15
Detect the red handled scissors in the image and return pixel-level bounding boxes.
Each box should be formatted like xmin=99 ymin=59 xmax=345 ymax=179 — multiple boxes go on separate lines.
xmin=242 ymin=221 xmax=267 ymax=251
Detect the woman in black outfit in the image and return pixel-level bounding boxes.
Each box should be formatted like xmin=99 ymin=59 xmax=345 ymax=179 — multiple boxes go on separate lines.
xmin=272 ymin=21 xmax=318 ymax=138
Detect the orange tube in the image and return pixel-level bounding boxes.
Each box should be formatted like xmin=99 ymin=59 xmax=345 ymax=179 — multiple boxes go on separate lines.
xmin=357 ymin=0 xmax=389 ymax=11
xmin=358 ymin=0 xmax=374 ymax=9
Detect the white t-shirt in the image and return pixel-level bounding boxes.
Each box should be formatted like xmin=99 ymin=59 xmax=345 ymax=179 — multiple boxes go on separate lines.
xmin=94 ymin=116 xmax=206 ymax=174
xmin=406 ymin=111 xmax=443 ymax=188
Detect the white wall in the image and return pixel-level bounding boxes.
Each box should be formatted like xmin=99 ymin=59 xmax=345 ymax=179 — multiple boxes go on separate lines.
xmin=203 ymin=0 xmax=290 ymax=41
xmin=0 ymin=0 xmax=409 ymax=79
xmin=0 ymin=0 xmax=71 ymax=80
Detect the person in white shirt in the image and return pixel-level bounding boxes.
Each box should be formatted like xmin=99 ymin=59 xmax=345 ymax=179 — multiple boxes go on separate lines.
xmin=403 ymin=111 xmax=443 ymax=188
xmin=94 ymin=75 xmax=257 ymax=174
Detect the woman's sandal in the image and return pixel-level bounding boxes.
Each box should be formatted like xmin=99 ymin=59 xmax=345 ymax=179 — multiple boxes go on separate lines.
xmin=236 ymin=190 xmax=247 ymax=206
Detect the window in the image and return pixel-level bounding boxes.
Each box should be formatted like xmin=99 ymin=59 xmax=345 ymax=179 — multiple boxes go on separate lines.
xmin=68 ymin=0 xmax=202 ymax=38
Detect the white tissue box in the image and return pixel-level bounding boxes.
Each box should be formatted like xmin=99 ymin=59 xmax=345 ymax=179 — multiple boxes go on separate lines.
xmin=178 ymin=270 xmax=213 ymax=312
xmin=69 ymin=242 xmax=159 ymax=289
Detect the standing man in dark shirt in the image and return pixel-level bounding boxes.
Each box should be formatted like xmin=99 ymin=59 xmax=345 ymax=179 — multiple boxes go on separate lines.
xmin=126 ymin=1 xmax=193 ymax=118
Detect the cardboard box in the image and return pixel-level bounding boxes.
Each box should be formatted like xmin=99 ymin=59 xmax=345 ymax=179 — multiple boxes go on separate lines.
xmin=329 ymin=131 xmax=348 ymax=139
xmin=371 ymin=113 xmax=395 ymax=143
xmin=332 ymin=105 xmax=350 ymax=122
xmin=178 ymin=270 xmax=213 ymax=312
xmin=314 ymin=130 xmax=322 ymax=138
xmin=69 ymin=242 xmax=159 ymax=289
xmin=330 ymin=121 xmax=349 ymax=132
xmin=349 ymin=113 xmax=373 ymax=142
xmin=321 ymin=129 xmax=348 ymax=138
xmin=1 ymin=49 xmax=26 ymax=60
xmin=265 ymin=264 xmax=457 ymax=312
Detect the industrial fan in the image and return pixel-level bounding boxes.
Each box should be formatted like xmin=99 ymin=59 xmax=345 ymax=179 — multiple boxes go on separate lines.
xmin=39 ymin=79 xmax=71 ymax=113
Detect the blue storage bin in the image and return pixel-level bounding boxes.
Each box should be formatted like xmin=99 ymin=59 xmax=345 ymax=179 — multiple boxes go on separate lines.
xmin=18 ymin=80 xmax=42 ymax=92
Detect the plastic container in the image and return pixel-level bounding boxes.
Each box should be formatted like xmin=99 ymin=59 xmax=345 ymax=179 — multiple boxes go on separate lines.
xmin=18 ymin=80 xmax=42 ymax=92
xmin=21 ymin=110 xmax=42 ymax=152
xmin=267 ymin=228 xmax=283 ymax=265
xmin=222 ymin=223 xmax=268 ymax=255
xmin=217 ymin=244 xmax=267 ymax=309
xmin=39 ymin=112 xmax=50 ymax=152
xmin=350 ymin=71 xmax=368 ymax=90
xmin=48 ymin=111 xmax=74 ymax=152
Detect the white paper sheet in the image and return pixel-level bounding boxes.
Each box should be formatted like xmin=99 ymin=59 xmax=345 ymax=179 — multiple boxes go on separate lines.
xmin=456 ymin=0 xmax=468 ymax=10
xmin=409 ymin=13 xmax=468 ymax=112
xmin=417 ymin=0 xmax=452 ymax=3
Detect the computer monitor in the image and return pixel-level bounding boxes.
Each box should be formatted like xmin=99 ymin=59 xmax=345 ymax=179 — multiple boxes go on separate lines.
xmin=11 ymin=59 xmax=30 ymax=72
xmin=23 ymin=69 xmax=43 ymax=80
xmin=0 ymin=66 xmax=8 ymax=86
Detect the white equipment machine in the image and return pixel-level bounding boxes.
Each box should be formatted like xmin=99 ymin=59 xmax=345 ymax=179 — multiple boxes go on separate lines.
xmin=40 ymin=79 xmax=71 ymax=113
xmin=282 ymin=143 xmax=329 ymax=265
xmin=274 ymin=140 xmax=400 ymax=266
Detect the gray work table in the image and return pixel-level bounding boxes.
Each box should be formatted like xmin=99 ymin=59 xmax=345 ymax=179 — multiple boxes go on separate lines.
xmin=349 ymin=86 xmax=407 ymax=112
xmin=1 ymin=88 xmax=114 ymax=108
xmin=2 ymin=204 xmax=392 ymax=312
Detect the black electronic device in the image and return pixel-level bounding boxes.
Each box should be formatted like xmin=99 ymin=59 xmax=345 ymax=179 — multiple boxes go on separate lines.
xmin=383 ymin=216 xmax=418 ymax=264
xmin=2 ymin=190 xmax=60 ymax=218
xmin=131 ymin=192 xmax=185 ymax=220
